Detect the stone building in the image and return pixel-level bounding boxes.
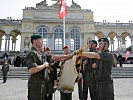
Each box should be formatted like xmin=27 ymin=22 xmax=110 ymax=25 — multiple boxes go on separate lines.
xmin=0 ymin=0 xmax=133 ymax=54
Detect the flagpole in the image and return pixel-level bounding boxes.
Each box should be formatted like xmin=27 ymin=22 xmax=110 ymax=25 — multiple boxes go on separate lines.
xmin=63 ymin=15 xmax=65 ymax=46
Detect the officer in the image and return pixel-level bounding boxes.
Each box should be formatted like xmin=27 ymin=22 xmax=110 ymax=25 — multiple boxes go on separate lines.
xmin=44 ymin=47 xmax=57 ymax=100
xmin=83 ymin=40 xmax=98 ymax=100
xmin=1 ymin=60 xmax=9 ymax=83
xmin=26 ymin=34 xmax=49 ymax=100
xmin=82 ymin=37 xmax=114 ymax=100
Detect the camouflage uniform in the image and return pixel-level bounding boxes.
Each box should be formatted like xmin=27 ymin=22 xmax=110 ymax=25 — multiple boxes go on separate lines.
xmin=1 ymin=62 xmax=9 ymax=83
xmin=26 ymin=47 xmax=46 ymax=100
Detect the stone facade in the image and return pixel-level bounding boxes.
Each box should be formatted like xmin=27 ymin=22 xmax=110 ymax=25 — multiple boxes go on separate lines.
xmin=0 ymin=0 xmax=133 ymax=53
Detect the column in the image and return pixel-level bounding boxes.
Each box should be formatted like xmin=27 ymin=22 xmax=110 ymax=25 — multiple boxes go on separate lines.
xmin=110 ymin=39 xmax=114 ymax=52
xmin=5 ymin=34 xmax=10 ymax=51
xmin=117 ymin=36 xmax=122 ymax=52
xmin=122 ymin=39 xmax=126 ymax=52
xmin=12 ymin=38 xmax=16 ymax=51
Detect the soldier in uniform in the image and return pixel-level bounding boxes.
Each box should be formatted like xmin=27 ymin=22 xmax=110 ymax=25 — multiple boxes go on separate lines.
xmin=81 ymin=38 xmax=114 ymax=100
xmin=83 ymin=40 xmax=98 ymax=100
xmin=26 ymin=34 xmax=49 ymax=100
xmin=44 ymin=47 xmax=57 ymax=100
xmin=1 ymin=60 xmax=9 ymax=83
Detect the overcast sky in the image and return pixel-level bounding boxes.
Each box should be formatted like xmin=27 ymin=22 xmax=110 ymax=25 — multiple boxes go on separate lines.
xmin=0 ymin=0 xmax=133 ymax=23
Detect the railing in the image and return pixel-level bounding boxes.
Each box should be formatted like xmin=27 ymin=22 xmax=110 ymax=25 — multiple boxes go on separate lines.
xmin=0 ymin=19 xmax=21 ymax=24
xmin=95 ymin=22 xmax=133 ymax=27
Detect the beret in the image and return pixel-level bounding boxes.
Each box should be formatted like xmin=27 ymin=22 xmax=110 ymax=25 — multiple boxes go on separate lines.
xmin=31 ymin=34 xmax=42 ymax=41
xmin=98 ymin=37 xmax=109 ymax=43
xmin=63 ymin=45 xmax=69 ymax=49
xmin=45 ymin=47 xmax=51 ymax=51
xmin=89 ymin=40 xmax=97 ymax=45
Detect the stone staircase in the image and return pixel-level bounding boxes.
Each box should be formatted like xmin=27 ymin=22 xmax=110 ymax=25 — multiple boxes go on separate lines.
xmin=112 ymin=67 xmax=133 ymax=78
xmin=0 ymin=65 xmax=133 ymax=80
xmin=0 ymin=67 xmax=29 ymax=80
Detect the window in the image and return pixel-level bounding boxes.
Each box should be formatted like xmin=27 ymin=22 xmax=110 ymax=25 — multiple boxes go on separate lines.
xmin=37 ymin=27 xmax=48 ymax=47
xmin=70 ymin=28 xmax=80 ymax=50
xmin=54 ymin=27 xmax=63 ymax=50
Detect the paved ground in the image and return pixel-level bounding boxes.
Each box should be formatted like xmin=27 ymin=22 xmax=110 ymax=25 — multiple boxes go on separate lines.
xmin=0 ymin=78 xmax=133 ymax=100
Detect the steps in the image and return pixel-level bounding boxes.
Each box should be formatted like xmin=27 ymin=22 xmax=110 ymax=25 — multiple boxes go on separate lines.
xmin=0 ymin=66 xmax=133 ymax=80
xmin=112 ymin=67 xmax=133 ymax=78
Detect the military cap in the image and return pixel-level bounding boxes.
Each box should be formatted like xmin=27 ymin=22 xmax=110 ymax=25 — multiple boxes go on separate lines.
xmin=31 ymin=34 xmax=42 ymax=40
xmin=89 ymin=40 xmax=97 ymax=45
xmin=98 ymin=37 xmax=109 ymax=44
xmin=45 ymin=47 xmax=51 ymax=51
xmin=63 ymin=45 xmax=69 ymax=49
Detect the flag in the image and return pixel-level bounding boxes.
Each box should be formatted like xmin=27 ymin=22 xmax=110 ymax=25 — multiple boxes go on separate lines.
xmin=126 ymin=51 xmax=130 ymax=60
xmin=58 ymin=0 xmax=68 ymax=19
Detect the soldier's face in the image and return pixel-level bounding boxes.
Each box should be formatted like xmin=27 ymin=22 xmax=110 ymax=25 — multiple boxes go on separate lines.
xmin=35 ymin=38 xmax=43 ymax=48
xmin=63 ymin=48 xmax=69 ymax=55
xmin=38 ymin=46 xmax=44 ymax=53
xmin=98 ymin=42 xmax=105 ymax=51
xmin=46 ymin=50 xmax=51 ymax=55
xmin=89 ymin=43 xmax=97 ymax=50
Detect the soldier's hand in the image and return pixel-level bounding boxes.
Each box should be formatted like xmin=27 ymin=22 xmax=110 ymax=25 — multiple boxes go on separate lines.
xmin=43 ymin=62 xmax=49 ymax=68
xmin=92 ymin=63 xmax=97 ymax=68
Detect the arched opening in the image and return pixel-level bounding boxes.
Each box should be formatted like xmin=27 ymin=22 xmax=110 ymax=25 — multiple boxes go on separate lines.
xmin=70 ymin=28 xmax=80 ymax=50
xmin=53 ymin=27 xmax=63 ymax=50
xmin=37 ymin=26 xmax=48 ymax=47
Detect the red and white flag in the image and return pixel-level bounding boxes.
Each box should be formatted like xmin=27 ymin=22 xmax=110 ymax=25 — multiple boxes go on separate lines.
xmin=58 ymin=0 xmax=68 ymax=19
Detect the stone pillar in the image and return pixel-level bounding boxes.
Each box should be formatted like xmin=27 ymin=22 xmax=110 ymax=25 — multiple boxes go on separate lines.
xmin=5 ymin=34 xmax=10 ymax=51
xmin=110 ymin=39 xmax=114 ymax=52
xmin=122 ymin=39 xmax=126 ymax=52
xmin=117 ymin=36 xmax=122 ymax=52
xmin=12 ymin=38 xmax=16 ymax=51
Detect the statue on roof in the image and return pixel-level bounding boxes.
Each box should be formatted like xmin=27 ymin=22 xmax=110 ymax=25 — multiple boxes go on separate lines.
xmin=36 ymin=0 xmax=48 ymax=7
xmin=52 ymin=0 xmax=60 ymax=7
xmin=71 ymin=0 xmax=81 ymax=8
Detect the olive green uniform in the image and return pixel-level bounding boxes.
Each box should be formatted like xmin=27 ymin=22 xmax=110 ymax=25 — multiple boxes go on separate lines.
xmin=96 ymin=50 xmax=114 ymax=100
xmin=26 ymin=47 xmax=46 ymax=100
xmin=44 ymin=54 xmax=57 ymax=100
xmin=83 ymin=49 xmax=98 ymax=100
xmin=1 ymin=63 xmax=9 ymax=83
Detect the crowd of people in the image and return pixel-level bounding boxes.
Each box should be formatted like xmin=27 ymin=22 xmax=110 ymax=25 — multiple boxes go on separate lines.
xmin=25 ymin=34 xmax=115 ymax=100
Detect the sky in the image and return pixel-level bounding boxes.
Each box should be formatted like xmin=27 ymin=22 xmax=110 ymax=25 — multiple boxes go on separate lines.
xmin=0 ymin=0 xmax=132 ymax=51
xmin=1 ymin=0 xmax=133 ymax=23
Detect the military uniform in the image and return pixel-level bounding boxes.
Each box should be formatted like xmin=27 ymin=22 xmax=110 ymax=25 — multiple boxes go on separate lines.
xmin=1 ymin=62 xmax=9 ymax=83
xmin=82 ymin=40 xmax=98 ymax=100
xmin=96 ymin=38 xmax=114 ymax=100
xmin=26 ymin=34 xmax=46 ymax=100
xmin=44 ymin=54 xmax=57 ymax=100
xmin=96 ymin=50 xmax=114 ymax=100
xmin=26 ymin=47 xmax=46 ymax=100
xmin=83 ymin=49 xmax=98 ymax=100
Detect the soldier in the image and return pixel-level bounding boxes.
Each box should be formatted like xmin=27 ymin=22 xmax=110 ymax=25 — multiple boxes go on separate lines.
xmin=26 ymin=34 xmax=49 ymax=100
xmin=82 ymin=38 xmax=114 ymax=100
xmin=26 ymin=34 xmax=72 ymax=100
xmin=83 ymin=40 xmax=98 ymax=100
xmin=44 ymin=47 xmax=57 ymax=100
xmin=1 ymin=60 xmax=10 ymax=83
